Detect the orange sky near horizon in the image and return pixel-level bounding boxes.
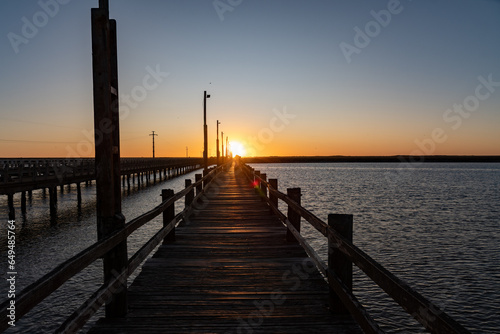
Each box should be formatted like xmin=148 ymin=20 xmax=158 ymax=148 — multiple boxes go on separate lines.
xmin=1 ymin=1 xmax=500 ymax=159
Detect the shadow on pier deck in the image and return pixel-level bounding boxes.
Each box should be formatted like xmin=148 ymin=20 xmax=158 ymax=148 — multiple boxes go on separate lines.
xmin=88 ymin=165 xmax=361 ymax=333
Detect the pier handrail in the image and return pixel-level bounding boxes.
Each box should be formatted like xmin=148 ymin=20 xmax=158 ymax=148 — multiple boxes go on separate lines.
xmin=0 ymin=163 xmax=226 ymax=333
xmin=239 ymin=161 xmax=470 ymax=334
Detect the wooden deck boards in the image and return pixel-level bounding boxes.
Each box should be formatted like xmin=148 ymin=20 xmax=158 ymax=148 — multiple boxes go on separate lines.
xmin=88 ymin=164 xmax=361 ymax=333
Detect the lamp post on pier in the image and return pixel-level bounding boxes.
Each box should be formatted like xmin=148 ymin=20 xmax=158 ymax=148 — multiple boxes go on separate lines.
xmin=203 ymin=91 xmax=210 ymax=171
xmin=216 ymin=120 xmax=220 ymax=166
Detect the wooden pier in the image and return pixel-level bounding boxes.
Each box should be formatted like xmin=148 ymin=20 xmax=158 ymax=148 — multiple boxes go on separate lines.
xmin=1 ymin=157 xmax=204 ymax=220
xmin=0 ymin=2 xmax=472 ymax=332
xmin=88 ymin=163 xmax=361 ymax=333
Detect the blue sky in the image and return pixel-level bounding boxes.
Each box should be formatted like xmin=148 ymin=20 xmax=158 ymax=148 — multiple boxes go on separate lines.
xmin=1 ymin=0 xmax=499 ymax=157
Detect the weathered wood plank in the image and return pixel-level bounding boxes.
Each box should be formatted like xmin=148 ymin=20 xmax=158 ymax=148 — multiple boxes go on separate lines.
xmin=89 ymin=164 xmax=361 ymax=333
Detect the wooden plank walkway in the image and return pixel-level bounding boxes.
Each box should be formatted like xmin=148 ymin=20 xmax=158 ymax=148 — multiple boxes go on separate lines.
xmin=89 ymin=164 xmax=361 ymax=333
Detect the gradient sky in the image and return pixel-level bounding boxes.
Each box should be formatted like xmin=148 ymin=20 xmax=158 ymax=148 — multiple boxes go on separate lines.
xmin=1 ymin=0 xmax=499 ymax=157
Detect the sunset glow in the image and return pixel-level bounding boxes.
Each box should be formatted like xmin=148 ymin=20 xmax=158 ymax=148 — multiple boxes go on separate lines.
xmin=0 ymin=1 xmax=499 ymax=158
xmin=229 ymin=141 xmax=246 ymax=157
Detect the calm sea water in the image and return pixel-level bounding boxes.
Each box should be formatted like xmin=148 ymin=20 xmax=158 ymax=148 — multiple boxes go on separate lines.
xmin=249 ymin=162 xmax=500 ymax=333
xmin=0 ymin=163 xmax=499 ymax=333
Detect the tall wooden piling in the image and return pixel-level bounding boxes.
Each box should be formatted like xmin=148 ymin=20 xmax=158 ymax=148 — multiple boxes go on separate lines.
xmin=92 ymin=0 xmax=127 ymax=317
xmin=286 ymin=188 xmax=301 ymax=242
xmin=328 ymin=214 xmax=353 ymax=314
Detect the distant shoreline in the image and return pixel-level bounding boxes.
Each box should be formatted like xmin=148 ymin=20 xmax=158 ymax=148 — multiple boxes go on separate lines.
xmin=242 ymin=155 xmax=500 ymax=164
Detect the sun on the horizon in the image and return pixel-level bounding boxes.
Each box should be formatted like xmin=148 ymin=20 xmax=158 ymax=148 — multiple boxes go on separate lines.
xmin=229 ymin=141 xmax=246 ymax=157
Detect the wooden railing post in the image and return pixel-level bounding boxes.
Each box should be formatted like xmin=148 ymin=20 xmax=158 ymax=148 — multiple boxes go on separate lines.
xmin=260 ymin=173 xmax=267 ymax=199
xmin=195 ymin=173 xmax=202 ymax=196
xmin=269 ymin=179 xmax=278 ymax=209
xmin=286 ymin=188 xmax=301 ymax=242
xmin=203 ymin=169 xmax=209 ymax=188
xmin=328 ymin=214 xmax=353 ymax=314
xmin=185 ymin=179 xmax=194 ymax=208
xmin=162 ymin=189 xmax=175 ymax=244
xmin=254 ymin=171 xmax=261 ymax=194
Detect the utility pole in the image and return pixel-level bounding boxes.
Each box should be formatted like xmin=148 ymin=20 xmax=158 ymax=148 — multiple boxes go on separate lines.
xmin=216 ymin=120 xmax=220 ymax=166
xmin=149 ymin=131 xmax=158 ymax=158
xmin=203 ymin=91 xmax=210 ymax=171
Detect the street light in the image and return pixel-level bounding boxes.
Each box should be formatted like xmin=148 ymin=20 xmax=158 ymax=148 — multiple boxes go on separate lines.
xmin=216 ymin=120 xmax=220 ymax=166
xmin=203 ymin=91 xmax=210 ymax=171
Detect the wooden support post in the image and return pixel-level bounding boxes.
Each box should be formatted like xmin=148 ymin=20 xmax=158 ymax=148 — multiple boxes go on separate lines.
xmin=60 ymin=184 xmax=64 ymax=194
xmin=286 ymin=188 xmax=301 ymax=242
xmin=162 ymin=189 xmax=175 ymax=244
xmin=49 ymin=187 xmax=57 ymax=217
xmin=21 ymin=191 xmax=27 ymax=213
xmin=76 ymin=183 xmax=82 ymax=206
xmin=8 ymin=194 xmax=15 ymax=221
xmin=195 ymin=174 xmax=202 ymax=196
xmin=328 ymin=214 xmax=353 ymax=314
xmin=153 ymin=170 xmax=157 ymax=183
xmin=126 ymin=174 xmax=130 ymax=190
xmin=185 ymin=179 xmax=194 ymax=208
xmin=92 ymin=3 xmax=127 ymax=318
xmin=269 ymin=179 xmax=278 ymax=209
xmin=260 ymin=173 xmax=267 ymax=200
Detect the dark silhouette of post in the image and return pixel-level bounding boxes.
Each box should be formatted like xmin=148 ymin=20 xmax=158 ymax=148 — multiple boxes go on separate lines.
xmin=91 ymin=0 xmax=127 ymax=318
xmin=221 ymin=131 xmax=224 ymax=163
xmin=203 ymin=91 xmax=210 ymax=171
xmin=150 ymin=131 xmax=158 ymax=158
xmin=216 ymin=120 xmax=220 ymax=166
xmin=328 ymin=214 xmax=353 ymax=314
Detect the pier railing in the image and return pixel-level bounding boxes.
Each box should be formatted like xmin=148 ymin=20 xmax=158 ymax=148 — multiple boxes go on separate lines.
xmin=0 ymin=163 xmax=226 ymax=333
xmin=239 ymin=161 xmax=470 ymax=334
xmin=0 ymin=158 xmax=204 ymax=193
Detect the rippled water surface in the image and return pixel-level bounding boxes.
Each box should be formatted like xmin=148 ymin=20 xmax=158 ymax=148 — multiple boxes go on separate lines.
xmin=249 ymin=162 xmax=500 ymax=333
xmin=1 ymin=163 xmax=499 ymax=333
